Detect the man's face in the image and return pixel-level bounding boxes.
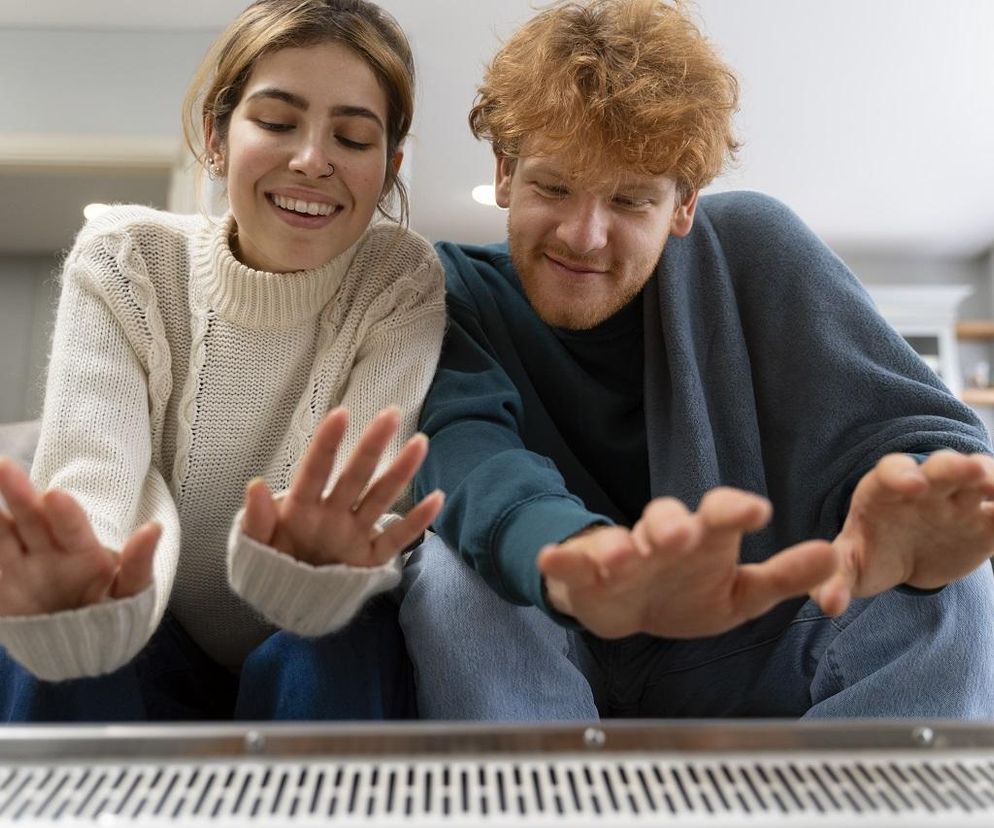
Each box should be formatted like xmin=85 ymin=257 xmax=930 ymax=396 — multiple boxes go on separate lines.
xmin=495 ymin=148 xmax=698 ymax=330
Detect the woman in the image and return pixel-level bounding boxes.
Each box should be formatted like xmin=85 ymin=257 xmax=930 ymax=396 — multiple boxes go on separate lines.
xmin=0 ymin=0 xmax=444 ymax=721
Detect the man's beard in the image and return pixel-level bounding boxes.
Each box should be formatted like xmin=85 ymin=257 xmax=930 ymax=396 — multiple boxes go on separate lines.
xmin=507 ymin=231 xmax=647 ymax=331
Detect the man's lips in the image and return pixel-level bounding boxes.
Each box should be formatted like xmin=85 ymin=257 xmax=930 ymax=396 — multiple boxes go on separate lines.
xmin=543 ymin=253 xmax=608 ymax=276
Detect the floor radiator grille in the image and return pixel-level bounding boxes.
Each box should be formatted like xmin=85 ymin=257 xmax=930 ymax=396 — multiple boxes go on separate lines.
xmin=1 ymin=751 xmax=994 ymax=825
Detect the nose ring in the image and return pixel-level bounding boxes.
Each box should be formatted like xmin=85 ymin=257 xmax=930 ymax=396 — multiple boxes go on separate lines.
xmin=320 ymin=162 xmax=335 ymax=178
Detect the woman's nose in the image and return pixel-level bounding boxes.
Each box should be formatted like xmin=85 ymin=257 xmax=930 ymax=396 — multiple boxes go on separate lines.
xmin=289 ymin=135 xmax=333 ymax=179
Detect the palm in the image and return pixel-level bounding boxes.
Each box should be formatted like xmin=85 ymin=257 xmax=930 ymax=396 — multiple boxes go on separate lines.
xmin=0 ymin=458 xmax=158 ymax=617
xmin=241 ymin=407 xmax=443 ymax=568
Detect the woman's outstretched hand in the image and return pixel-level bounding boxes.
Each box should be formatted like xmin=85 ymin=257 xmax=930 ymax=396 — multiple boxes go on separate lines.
xmin=0 ymin=458 xmax=159 ymax=616
xmin=240 ymin=407 xmax=443 ymax=568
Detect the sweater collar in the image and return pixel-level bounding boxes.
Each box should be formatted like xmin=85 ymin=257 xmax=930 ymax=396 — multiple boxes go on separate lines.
xmin=194 ymin=213 xmax=363 ymax=329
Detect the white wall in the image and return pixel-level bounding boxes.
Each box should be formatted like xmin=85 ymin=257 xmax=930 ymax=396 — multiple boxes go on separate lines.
xmin=0 ymin=27 xmax=214 ymax=137
xmin=0 ymin=26 xmax=213 ymax=423
xmin=0 ymin=255 xmax=59 ymax=422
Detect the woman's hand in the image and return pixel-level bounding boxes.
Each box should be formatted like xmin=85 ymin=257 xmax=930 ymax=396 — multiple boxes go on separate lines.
xmin=240 ymin=407 xmax=443 ymax=568
xmin=0 ymin=458 xmax=159 ymax=616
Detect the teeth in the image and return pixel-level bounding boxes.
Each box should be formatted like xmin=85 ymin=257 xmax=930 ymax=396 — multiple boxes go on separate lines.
xmin=271 ymin=194 xmax=335 ymax=216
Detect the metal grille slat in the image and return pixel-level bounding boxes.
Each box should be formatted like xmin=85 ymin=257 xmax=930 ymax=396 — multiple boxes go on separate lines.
xmin=1 ymin=753 xmax=994 ymax=824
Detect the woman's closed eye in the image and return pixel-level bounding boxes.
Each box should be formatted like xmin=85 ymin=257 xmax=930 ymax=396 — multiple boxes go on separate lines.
xmin=255 ymin=119 xmax=294 ymax=132
xmin=337 ymin=134 xmax=373 ymax=150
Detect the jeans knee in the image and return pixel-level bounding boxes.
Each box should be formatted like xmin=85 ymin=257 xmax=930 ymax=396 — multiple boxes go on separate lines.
xmin=403 ymin=534 xmax=495 ymax=610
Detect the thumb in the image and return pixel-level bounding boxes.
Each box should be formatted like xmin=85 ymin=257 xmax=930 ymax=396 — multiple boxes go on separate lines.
xmin=732 ymin=540 xmax=840 ymax=621
xmin=809 ymin=566 xmax=854 ymax=617
xmin=111 ymin=522 xmax=159 ymax=599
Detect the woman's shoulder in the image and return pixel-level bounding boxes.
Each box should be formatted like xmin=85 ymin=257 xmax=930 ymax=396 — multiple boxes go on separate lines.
xmin=354 ymin=222 xmax=440 ymax=275
xmin=61 ymin=206 xmax=216 ymax=318
xmin=341 ymin=222 xmax=445 ymax=328
xmin=65 ymin=205 xmax=210 ymax=285
xmin=74 ymin=204 xmax=205 ymax=245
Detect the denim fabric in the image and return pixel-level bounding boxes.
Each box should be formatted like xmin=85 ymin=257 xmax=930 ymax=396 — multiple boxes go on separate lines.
xmin=401 ymin=536 xmax=994 ymax=720
xmin=0 ymin=594 xmax=415 ymax=723
xmin=400 ymin=534 xmax=598 ymax=719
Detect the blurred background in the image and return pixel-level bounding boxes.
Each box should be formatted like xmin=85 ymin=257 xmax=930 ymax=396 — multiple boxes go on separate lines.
xmin=1 ymin=0 xmax=993 ymax=429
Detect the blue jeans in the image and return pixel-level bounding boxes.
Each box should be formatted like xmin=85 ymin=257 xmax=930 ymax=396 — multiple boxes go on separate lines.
xmin=400 ymin=535 xmax=994 ymax=720
xmin=0 ymin=593 xmax=416 ymax=722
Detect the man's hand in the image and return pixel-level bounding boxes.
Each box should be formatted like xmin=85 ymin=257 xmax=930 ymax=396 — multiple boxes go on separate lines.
xmin=537 ymin=487 xmax=838 ymax=639
xmin=812 ymin=451 xmax=994 ymax=615
xmin=0 ymin=458 xmax=158 ymax=616
xmin=241 ymin=407 xmax=444 ymax=568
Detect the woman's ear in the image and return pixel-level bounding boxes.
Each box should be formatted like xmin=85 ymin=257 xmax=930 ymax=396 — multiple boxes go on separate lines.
xmin=382 ymin=148 xmax=404 ymax=196
xmin=205 ymin=119 xmax=225 ymax=173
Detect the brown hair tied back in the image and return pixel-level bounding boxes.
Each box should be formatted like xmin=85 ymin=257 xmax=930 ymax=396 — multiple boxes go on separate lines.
xmin=183 ymin=0 xmax=415 ymax=225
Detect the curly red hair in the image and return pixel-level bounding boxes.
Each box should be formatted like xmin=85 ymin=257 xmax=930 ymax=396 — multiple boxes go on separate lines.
xmin=470 ymin=0 xmax=739 ymax=195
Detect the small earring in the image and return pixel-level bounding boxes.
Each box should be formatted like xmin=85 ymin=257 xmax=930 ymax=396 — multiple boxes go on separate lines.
xmin=320 ymin=162 xmax=335 ymax=178
xmin=207 ymin=157 xmax=223 ymax=180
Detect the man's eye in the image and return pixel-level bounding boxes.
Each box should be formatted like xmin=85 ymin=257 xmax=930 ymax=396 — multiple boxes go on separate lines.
xmin=538 ymin=183 xmax=568 ymax=198
xmin=614 ymin=197 xmax=650 ymax=209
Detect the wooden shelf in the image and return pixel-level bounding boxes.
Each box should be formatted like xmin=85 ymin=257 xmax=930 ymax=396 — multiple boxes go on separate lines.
xmin=956 ymin=320 xmax=994 ymax=340
xmin=961 ymin=388 xmax=994 ymax=405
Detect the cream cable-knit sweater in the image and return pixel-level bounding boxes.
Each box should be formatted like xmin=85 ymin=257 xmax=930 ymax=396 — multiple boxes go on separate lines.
xmin=0 ymin=206 xmax=445 ymax=681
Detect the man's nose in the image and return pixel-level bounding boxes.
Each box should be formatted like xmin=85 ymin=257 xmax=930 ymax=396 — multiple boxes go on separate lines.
xmin=555 ymin=197 xmax=609 ymax=254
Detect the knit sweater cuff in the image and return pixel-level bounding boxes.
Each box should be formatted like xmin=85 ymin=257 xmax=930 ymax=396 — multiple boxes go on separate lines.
xmin=0 ymin=586 xmax=155 ymax=681
xmin=227 ymin=522 xmax=402 ymax=637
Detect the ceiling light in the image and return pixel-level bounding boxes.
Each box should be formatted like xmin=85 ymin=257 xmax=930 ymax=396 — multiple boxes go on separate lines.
xmin=83 ymin=203 xmax=112 ymax=220
xmin=472 ymin=185 xmax=498 ymax=207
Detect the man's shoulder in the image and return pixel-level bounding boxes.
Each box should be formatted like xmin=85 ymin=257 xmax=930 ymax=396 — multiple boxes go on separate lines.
xmin=697 ymin=190 xmax=802 ymax=232
xmin=433 ymin=240 xmax=515 ymax=299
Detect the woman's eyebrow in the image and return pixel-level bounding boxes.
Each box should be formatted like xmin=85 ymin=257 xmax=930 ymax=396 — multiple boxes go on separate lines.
xmin=245 ymin=88 xmax=384 ymax=131
xmin=330 ymin=105 xmax=384 ymax=132
xmin=246 ymin=87 xmax=307 ymax=109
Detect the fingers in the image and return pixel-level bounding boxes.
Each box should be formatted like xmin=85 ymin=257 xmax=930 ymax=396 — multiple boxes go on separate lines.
xmin=353 ymin=433 xmax=428 ymax=526
xmin=633 ymin=498 xmax=694 ymax=557
xmin=733 ymin=540 xmax=841 ymax=620
xmin=287 ymin=407 xmax=349 ymax=505
xmin=0 ymin=509 xmax=22 ymax=563
xmin=40 ymin=488 xmax=100 ymax=553
xmin=862 ymin=453 xmax=929 ymax=501
xmin=368 ymin=490 xmax=444 ymax=566
xmin=809 ymin=567 xmax=854 ymax=618
xmin=111 ymin=523 xmax=160 ymax=600
xmin=242 ymin=478 xmax=278 ymax=545
xmin=697 ymin=487 xmax=772 ymax=534
xmin=633 ymin=489 xmax=769 ymax=564
xmin=323 ymin=407 xmax=402 ymax=513
xmin=0 ymin=458 xmax=52 ymax=551
xmin=537 ymin=542 xmax=603 ymax=590
xmin=919 ymin=450 xmax=991 ymax=497
xmin=859 ymin=451 xmax=994 ymax=513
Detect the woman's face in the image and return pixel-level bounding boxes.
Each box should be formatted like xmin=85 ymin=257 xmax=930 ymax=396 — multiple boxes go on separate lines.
xmin=212 ymin=42 xmax=398 ymax=273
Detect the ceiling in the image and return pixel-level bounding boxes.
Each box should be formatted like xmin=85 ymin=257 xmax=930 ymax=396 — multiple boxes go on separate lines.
xmin=1 ymin=0 xmax=993 ymax=258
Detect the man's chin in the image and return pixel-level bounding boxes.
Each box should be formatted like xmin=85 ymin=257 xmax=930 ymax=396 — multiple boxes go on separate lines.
xmin=531 ymin=298 xmax=611 ymax=331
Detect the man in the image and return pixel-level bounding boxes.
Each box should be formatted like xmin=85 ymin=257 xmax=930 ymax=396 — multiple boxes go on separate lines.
xmin=401 ymin=0 xmax=994 ymax=719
